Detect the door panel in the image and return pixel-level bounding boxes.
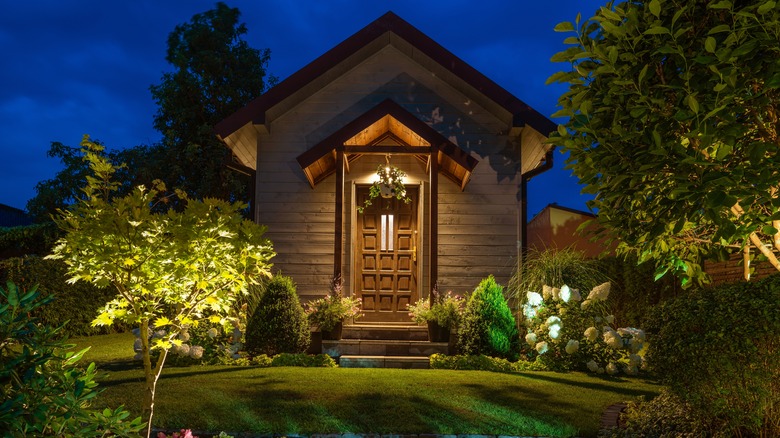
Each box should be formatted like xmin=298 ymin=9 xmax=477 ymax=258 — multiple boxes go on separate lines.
xmin=356 ymin=185 xmax=418 ymax=323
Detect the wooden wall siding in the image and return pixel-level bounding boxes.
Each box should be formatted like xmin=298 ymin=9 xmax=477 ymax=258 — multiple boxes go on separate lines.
xmin=253 ymin=44 xmax=525 ymax=302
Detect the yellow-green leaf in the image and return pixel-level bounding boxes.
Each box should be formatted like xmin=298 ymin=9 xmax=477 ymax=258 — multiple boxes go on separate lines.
xmin=154 ymin=316 xmax=171 ymax=328
xmin=554 ymin=21 xmax=574 ymax=32
xmin=92 ymin=312 xmax=113 ymax=327
xmin=649 ymin=0 xmax=661 ymax=17
xmin=705 ymin=36 xmax=716 ymax=53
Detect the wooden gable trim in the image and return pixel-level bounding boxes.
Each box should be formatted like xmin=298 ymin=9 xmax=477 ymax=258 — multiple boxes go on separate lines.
xmin=215 ymin=12 xmax=556 ymax=141
xmin=296 ymin=99 xmax=478 ymax=189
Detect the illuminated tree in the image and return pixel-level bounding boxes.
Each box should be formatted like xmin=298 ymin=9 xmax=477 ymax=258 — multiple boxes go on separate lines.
xmin=549 ymin=0 xmax=780 ymax=285
xmin=47 ymin=136 xmax=275 ymax=438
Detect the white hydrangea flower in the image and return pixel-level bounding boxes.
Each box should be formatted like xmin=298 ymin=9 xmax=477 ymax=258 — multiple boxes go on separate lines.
xmin=565 ymin=339 xmax=579 ymax=354
xmin=189 ymin=345 xmax=204 ymax=360
xmin=559 ymin=285 xmax=571 ymax=302
xmin=606 ymin=362 xmax=619 ymax=375
xmin=523 ymin=291 xmax=544 ymax=320
xmin=605 ymin=315 xmax=614 ymax=324
xmin=546 ymin=316 xmax=563 ymax=340
xmin=587 ymin=282 xmax=611 ymax=301
xmin=525 ymin=332 xmax=537 ymax=345
xmin=603 ymin=327 xmax=623 ymax=349
xmin=597 ymin=367 xmax=605 ymax=374
xmin=542 ymin=285 xmax=553 ymax=301
xmin=177 ymin=343 xmax=191 ymax=356
xmin=629 ymin=338 xmax=644 ymax=353
xmin=535 ymin=341 xmax=549 ymax=354
xmin=584 ymin=326 xmax=599 ymax=342
xmin=207 ymin=327 xmax=219 ymax=339
xmin=178 ymin=330 xmax=190 ymax=342
xmin=552 ymin=287 xmax=561 ymax=301
xmin=628 ymin=354 xmax=642 ymax=367
xmin=570 ymin=288 xmax=582 ymax=302
xmin=581 ymin=299 xmax=592 ymax=310
xmin=587 ymin=360 xmax=599 ymax=372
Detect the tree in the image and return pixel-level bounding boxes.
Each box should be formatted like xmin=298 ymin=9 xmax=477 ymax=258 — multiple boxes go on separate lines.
xmin=47 ymin=136 xmax=275 ymax=438
xmin=150 ymin=2 xmax=275 ymax=205
xmin=548 ymin=0 xmax=780 ymax=285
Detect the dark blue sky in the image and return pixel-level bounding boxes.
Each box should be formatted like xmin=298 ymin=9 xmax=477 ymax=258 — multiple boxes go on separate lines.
xmin=0 ymin=0 xmax=604 ymax=217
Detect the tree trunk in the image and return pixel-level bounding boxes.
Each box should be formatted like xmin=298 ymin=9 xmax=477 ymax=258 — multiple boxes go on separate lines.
xmin=140 ymin=321 xmax=169 ymax=438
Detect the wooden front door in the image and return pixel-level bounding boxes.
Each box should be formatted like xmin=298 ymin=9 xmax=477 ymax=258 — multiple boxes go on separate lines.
xmin=356 ymin=185 xmax=418 ymax=323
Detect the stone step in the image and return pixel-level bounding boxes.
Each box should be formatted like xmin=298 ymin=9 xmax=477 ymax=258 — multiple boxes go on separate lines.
xmin=342 ymin=324 xmax=429 ymax=341
xmin=322 ymin=339 xmax=449 ymax=358
xmin=339 ymin=355 xmax=430 ymax=369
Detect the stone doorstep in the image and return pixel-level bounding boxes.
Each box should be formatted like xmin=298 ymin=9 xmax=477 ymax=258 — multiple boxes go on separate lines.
xmin=342 ymin=324 xmax=429 ymax=341
xmin=322 ymin=339 xmax=449 ymax=357
xmin=339 ymin=355 xmax=431 ymax=369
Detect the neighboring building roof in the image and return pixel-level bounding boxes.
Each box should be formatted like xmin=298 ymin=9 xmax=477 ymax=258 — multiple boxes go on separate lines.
xmin=216 ymin=11 xmax=555 ymax=138
xmin=0 ymin=203 xmax=33 ymax=227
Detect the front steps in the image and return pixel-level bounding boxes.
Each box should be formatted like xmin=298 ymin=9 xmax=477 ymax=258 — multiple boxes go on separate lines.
xmin=319 ymin=324 xmax=451 ymax=368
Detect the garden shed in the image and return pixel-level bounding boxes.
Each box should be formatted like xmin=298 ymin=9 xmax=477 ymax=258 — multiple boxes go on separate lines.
xmin=216 ymin=12 xmax=555 ymax=324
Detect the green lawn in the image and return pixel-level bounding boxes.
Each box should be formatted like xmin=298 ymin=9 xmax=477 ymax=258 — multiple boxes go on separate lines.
xmin=73 ymin=334 xmax=661 ymax=438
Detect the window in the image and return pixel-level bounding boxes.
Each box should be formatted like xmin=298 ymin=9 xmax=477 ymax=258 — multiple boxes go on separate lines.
xmin=380 ymin=214 xmax=394 ymax=251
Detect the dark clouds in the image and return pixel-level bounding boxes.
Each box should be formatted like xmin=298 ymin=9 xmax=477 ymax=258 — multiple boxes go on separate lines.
xmin=0 ymin=0 xmax=603 ymax=216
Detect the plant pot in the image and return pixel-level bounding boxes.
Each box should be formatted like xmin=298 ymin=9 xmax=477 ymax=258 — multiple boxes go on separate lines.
xmin=379 ymin=183 xmax=394 ymax=198
xmin=427 ymin=321 xmax=450 ymax=343
xmin=321 ymin=321 xmax=343 ymax=340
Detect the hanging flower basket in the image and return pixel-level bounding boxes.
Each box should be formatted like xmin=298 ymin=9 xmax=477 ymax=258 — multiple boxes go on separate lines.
xmin=357 ymin=161 xmax=412 ymax=213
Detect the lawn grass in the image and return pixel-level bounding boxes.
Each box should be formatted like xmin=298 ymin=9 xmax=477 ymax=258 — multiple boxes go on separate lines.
xmin=73 ymin=334 xmax=661 ymax=438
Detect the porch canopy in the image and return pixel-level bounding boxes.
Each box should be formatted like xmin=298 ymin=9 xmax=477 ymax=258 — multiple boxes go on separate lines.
xmin=296 ymin=99 xmax=478 ymax=190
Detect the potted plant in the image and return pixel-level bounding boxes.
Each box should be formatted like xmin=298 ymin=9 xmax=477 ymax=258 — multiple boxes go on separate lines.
xmin=305 ymin=276 xmax=362 ymax=340
xmin=357 ymin=161 xmax=412 ymax=213
xmin=407 ymin=290 xmax=464 ymax=342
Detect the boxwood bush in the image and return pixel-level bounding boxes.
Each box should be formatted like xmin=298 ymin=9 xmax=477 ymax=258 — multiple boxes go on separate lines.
xmin=245 ymin=274 xmax=310 ymax=356
xmin=645 ymin=274 xmax=780 ymax=436
xmin=0 ymin=256 xmax=123 ymax=336
xmin=457 ymin=275 xmax=520 ymax=361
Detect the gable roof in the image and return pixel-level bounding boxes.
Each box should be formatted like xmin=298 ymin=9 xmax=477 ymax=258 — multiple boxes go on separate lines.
xmin=215 ymin=11 xmax=556 ymax=141
xmin=296 ymin=99 xmax=479 ymax=189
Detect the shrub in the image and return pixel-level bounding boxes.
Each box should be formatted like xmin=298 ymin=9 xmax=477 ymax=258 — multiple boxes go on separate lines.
xmin=646 ymin=274 xmax=780 ymax=436
xmin=604 ymin=388 xmax=714 ymax=438
xmin=245 ymin=274 xmax=310 ymax=356
xmin=0 ymin=222 xmax=59 ymax=259
xmin=0 ymin=256 xmax=124 ymax=336
xmin=247 ymin=353 xmax=337 ymax=368
xmin=429 ymin=354 xmax=546 ymax=372
xmin=520 ymin=282 xmax=646 ymax=374
xmin=0 ymin=282 xmax=144 ymax=437
xmin=457 ymin=275 xmax=520 ymax=361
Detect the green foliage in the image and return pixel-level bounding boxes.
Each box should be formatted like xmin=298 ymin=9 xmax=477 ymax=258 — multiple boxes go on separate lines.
xmin=407 ymin=290 xmax=464 ymax=328
xmin=429 ymin=354 xmax=547 ymax=372
xmin=304 ymin=276 xmax=362 ymax=332
xmin=646 ymin=274 xmax=780 ymax=436
xmin=593 ymin=254 xmax=686 ymax=328
xmin=457 ymin=275 xmax=521 ymax=361
xmin=47 ymin=136 xmax=274 ymax=434
xmin=0 ymin=223 xmax=59 ymax=257
xmin=0 ymin=282 xmax=144 ymax=437
xmin=0 ymin=256 xmax=123 ymax=337
xmin=606 ymin=388 xmax=717 ymax=438
xmin=510 ymin=248 xmax=609 ymax=301
xmin=149 ymin=2 xmax=275 ymax=205
xmin=549 ymin=0 xmax=780 ymax=286
xmin=270 ymin=353 xmax=337 ymax=368
xmin=357 ymin=164 xmax=412 ymax=213
xmin=245 ymin=274 xmax=310 ymax=356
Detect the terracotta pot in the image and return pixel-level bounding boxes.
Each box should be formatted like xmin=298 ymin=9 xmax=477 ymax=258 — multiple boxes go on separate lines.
xmin=427 ymin=321 xmax=450 ymax=342
xmin=321 ymin=321 xmax=343 ymax=340
xmin=379 ymin=183 xmax=394 ymax=198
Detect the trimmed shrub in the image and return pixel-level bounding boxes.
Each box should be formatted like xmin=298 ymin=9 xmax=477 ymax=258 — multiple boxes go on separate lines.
xmin=429 ymin=354 xmax=546 ymax=372
xmin=245 ymin=274 xmax=310 ymax=356
xmin=605 ymin=388 xmax=714 ymax=438
xmin=457 ymin=275 xmax=520 ymax=361
xmin=646 ymin=274 xmax=780 ymax=436
xmin=0 ymin=223 xmax=59 ymax=259
xmin=0 ymin=256 xmax=123 ymax=336
xmin=0 ymin=282 xmax=144 ymax=436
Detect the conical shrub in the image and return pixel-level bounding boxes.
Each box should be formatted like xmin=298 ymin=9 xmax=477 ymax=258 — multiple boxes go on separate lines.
xmin=457 ymin=275 xmax=520 ymax=360
xmin=245 ymin=274 xmax=310 ymax=356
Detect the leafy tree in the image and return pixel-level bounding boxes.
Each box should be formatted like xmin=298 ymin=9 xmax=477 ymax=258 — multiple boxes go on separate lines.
xmin=150 ymin=1 xmax=275 ymax=205
xmin=28 ymin=3 xmax=273 ymax=221
xmin=548 ymin=0 xmax=780 ymax=285
xmin=47 ymin=136 xmax=275 ymax=438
